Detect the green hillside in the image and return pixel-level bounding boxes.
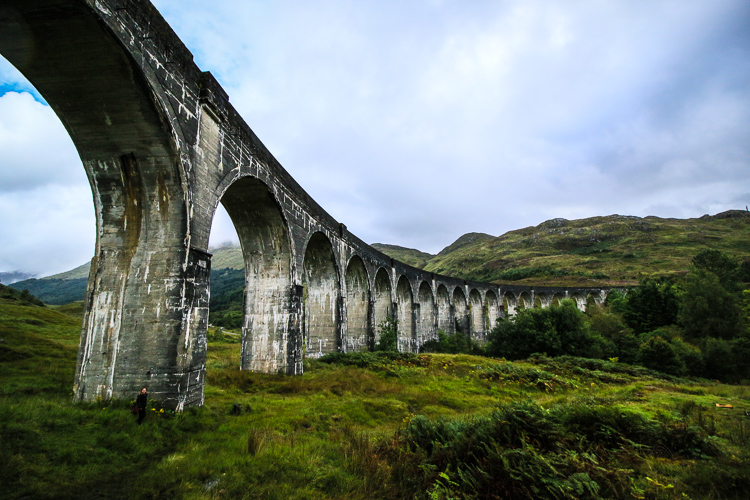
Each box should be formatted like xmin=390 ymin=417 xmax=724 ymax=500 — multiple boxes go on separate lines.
xmin=46 ymin=262 xmax=91 ymax=280
xmin=2 ymin=294 xmax=749 ymax=499
xmin=208 ymin=244 xmax=244 ymax=269
xmin=11 ymin=210 xmax=750 ymax=308
xmin=370 ymin=243 xmax=434 ymax=269
xmin=424 ymin=210 xmax=750 ymax=286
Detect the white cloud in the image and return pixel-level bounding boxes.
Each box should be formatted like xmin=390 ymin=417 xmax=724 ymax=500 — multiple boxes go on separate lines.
xmin=0 ymin=184 xmax=94 ymax=276
xmin=1 ymin=0 xmax=749 ymax=272
xmin=0 ymin=91 xmax=82 ymax=191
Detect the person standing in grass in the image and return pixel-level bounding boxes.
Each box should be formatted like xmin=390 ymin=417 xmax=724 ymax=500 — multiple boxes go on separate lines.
xmin=136 ymin=387 xmax=148 ymax=425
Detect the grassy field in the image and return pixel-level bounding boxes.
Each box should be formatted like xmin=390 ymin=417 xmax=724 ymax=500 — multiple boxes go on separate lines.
xmin=1 ymin=297 xmax=749 ymax=499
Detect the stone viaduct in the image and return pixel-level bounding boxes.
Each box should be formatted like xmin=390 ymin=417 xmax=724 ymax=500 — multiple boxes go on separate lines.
xmin=0 ymin=0 xmax=610 ymax=410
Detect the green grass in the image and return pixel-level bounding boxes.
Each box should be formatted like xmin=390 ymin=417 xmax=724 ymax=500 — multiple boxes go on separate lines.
xmin=1 ymin=298 xmax=749 ymax=499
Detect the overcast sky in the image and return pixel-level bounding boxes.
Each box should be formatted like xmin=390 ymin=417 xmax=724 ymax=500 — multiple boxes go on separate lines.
xmin=1 ymin=0 xmax=749 ymax=277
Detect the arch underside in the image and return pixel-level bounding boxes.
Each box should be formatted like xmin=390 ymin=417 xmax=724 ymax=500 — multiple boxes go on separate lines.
xmin=452 ymin=288 xmax=469 ymax=334
xmin=396 ymin=277 xmax=414 ymax=352
xmin=303 ymin=233 xmax=340 ymax=358
xmin=345 ymin=257 xmax=370 ymax=352
xmin=373 ymin=268 xmax=392 ymax=346
xmin=221 ymin=177 xmax=293 ymax=372
xmin=0 ymin=1 xmax=206 ymax=408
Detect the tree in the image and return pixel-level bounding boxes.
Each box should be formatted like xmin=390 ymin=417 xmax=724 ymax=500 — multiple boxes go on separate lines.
xmin=679 ymin=268 xmax=742 ymax=340
xmin=375 ymin=316 xmax=398 ymax=352
xmin=691 ymin=249 xmax=740 ymax=292
xmin=622 ymin=278 xmax=679 ymax=334
xmin=638 ymin=336 xmax=685 ymax=376
xmin=487 ymin=299 xmax=591 ymax=359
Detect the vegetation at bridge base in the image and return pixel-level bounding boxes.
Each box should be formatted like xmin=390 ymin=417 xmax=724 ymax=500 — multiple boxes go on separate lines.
xmin=208 ymin=268 xmax=246 ymax=329
xmin=2 ymin=247 xmax=750 ymax=499
xmin=2 ymin=289 xmax=750 ymax=500
xmin=472 ymin=249 xmax=750 ymax=384
xmin=374 ymin=316 xmax=399 ymax=352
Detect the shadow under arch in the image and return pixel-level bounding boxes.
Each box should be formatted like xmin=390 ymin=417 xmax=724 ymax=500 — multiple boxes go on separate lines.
xmin=217 ymin=176 xmax=294 ymax=372
xmin=303 ymin=232 xmax=340 ymax=358
xmin=345 ymin=255 xmax=369 ymax=352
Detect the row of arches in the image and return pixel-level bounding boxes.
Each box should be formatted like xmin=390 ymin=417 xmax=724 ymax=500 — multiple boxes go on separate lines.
xmin=219 ymin=176 xmax=611 ymax=368
xmin=300 ymin=244 xmax=505 ymax=357
xmin=501 ymin=290 xmax=606 ymax=316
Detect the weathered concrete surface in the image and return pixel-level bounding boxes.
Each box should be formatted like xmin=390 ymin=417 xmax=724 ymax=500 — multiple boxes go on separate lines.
xmin=0 ymin=0 xmax=614 ymax=410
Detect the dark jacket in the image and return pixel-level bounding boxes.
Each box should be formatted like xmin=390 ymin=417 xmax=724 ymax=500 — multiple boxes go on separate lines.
xmin=136 ymin=392 xmax=148 ymax=409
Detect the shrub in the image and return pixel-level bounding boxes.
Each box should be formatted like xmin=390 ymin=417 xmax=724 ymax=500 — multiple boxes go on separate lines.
xmin=421 ymin=329 xmax=484 ymax=355
xmin=379 ymin=400 xmax=719 ymax=499
xmin=487 ymin=300 xmax=592 ymax=360
xmin=375 ymin=316 xmax=398 ymax=352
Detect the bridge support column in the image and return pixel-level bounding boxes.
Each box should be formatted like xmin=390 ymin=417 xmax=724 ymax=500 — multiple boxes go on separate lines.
xmin=73 ymin=156 xmax=204 ymax=410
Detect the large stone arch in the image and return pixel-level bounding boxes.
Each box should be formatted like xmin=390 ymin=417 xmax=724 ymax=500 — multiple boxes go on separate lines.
xmin=585 ymin=292 xmax=601 ymax=313
xmin=518 ymin=291 xmax=532 ymax=310
xmin=469 ymin=289 xmax=484 ymax=340
xmin=372 ymin=267 xmax=392 ymax=346
xmin=417 ymin=281 xmax=436 ymax=346
xmin=535 ymin=292 xmax=550 ymax=308
xmin=344 ymin=256 xmax=369 ymax=352
xmin=436 ymin=284 xmax=452 ymax=334
xmin=452 ymin=287 xmax=469 ymax=334
xmin=552 ymin=293 xmax=565 ymax=307
xmin=396 ymin=276 xmax=414 ymax=352
xmin=485 ymin=290 xmax=500 ymax=332
xmin=302 ymin=232 xmax=340 ymax=358
xmin=219 ymin=177 xmax=294 ymax=372
xmin=0 ymin=1 xmax=211 ymax=408
xmin=569 ymin=293 xmax=586 ymax=311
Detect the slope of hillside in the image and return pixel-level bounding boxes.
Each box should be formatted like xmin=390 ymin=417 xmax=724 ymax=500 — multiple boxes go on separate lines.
xmin=10 ymin=210 xmax=749 ymax=305
xmin=425 ymin=210 xmax=750 ymax=286
xmin=208 ymin=244 xmax=244 ymax=269
xmin=370 ymin=243 xmax=434 ymax=269
xmin=45 ymin=262 xmax=90 ymax=280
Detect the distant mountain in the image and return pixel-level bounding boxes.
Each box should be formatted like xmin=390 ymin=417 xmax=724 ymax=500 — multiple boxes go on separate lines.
xmin=45 ymin=262 xmax=90 ymax=280
xmin=423 ymin=210 xmax=750 ymax=286
xmin=11 ymin=209 xmax=750 ymax=305
xmin=0 ymin=271 xmax=37 ymax=285
xmin=436 ymin=232 xmax=495 ymax=256
xmin=208 ymin=243 xmax=243 ymax=270
xmin=370 ymin=243 xmax=434 ymax=269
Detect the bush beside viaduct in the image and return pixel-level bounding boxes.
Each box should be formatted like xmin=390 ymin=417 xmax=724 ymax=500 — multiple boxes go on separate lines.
xmin=0 ymin=0 xmax=610 ymax=410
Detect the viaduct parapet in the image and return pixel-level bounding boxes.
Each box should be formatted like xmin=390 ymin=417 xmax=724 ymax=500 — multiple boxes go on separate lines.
xmin=0 ymin=0 xmax=611 ymax=410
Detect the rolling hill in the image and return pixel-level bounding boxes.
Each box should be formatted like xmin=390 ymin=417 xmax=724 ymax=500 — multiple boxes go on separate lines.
xmin=10 ymin=209 xmax=750 ymax=305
